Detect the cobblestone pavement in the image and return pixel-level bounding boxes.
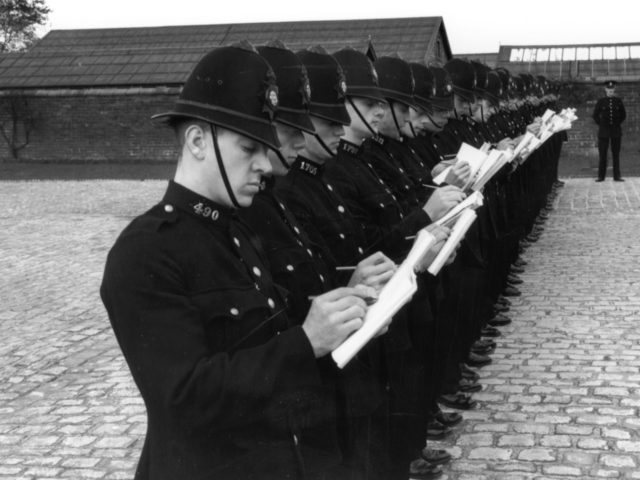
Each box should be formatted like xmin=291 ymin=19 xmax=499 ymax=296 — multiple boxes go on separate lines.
xmin=1 ymin=177 xmax=640 ymax=479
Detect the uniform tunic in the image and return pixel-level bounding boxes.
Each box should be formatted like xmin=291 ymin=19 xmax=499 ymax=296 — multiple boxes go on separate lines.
xmin=101 ymin=180 xmax=340 ymax=480
xmin=593 ymin=95 xmax=626 ymax=180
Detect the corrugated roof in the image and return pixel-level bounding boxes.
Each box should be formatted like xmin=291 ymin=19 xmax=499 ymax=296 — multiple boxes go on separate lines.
xmin=0 ymin=17 xmax=451 ymax=89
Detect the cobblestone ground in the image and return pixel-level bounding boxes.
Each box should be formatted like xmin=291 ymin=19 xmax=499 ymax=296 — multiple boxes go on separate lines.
xmin=1 ymin=177 xmax=640 ymax=479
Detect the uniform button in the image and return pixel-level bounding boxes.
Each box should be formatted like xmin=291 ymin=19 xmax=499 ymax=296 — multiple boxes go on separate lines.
xmin=268 ymin=298 xmax=275 ymax=309
xmin=233 ymin=237 xmax=240 ymax=247
xmin=379 ymin=203 xmax=385 ymax=208
xmin=252 ymin=266 xmax=261 ymax=277
xmin=399 ymin=167 xmax=405 ymax=173
xmin=319 ymin=274 xmax=325 ymax=282
xmin=297 ymin=240 xmax=303 ymax=247
xmin=286 ymin=264 xmax=294 ymax=272
xmin=378 ymin=179 xmax=384 ymax=185
xmin=254 ymin=283 xmax=261 ymax=291
xmin=279 ymin=202 xmax=285 ymax=209
xmin=230 ymin=308 xmax=239 ymax=316
xmin=327 ymin=184 xmax=333 ymax=191
xmin=338 ymin=205 xmax=345 ymax=213
xmin=293 ymin=226 xmax=300 ymax=234
xmin=307 ymin=249 xmax=313 ymax=257
xmin=293 ymin=434 xmax=299 ymax=446
xmin=358 ymin=247 xmax=364 ymax=255
xmin=339 ymin=233 xmax=345 ymax=239
xmin=164 ymin=204 xmax=174 ymax=213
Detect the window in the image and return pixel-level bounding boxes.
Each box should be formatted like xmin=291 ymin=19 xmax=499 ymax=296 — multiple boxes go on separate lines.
xmin=550 ymin=48 xmax=563 ymax=61
xmin=510 ymin=48 xmax=524 ymax=62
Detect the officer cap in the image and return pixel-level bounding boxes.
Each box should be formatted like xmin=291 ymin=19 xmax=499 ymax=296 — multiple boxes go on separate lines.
xmin=511 ymin=75 xmax=525 ymax=98
xmin=535 ymin=75 xmax=549 ymax=96
xmin=153 ymin=41 xmax=279 ymax=150
xmin=443 ymin=58 xmax=476 ymax=103
xmin=374 ymin=55 xmax=417 ymax=108
xmin=332 ymin=47 xmax=386 ymax=102
xmin=296 ymin=46 xmax=351 ymax=126
xmin=494 ymin=68 xmax=514 ymax=99
xmin=427 ymin=65 xmax=455 ymax=111
xmin=409 ymin=62 xmax=435 ymax=112
xmin=470 ymin=61 xmax=490 ymax=96
xmin=604 ymin=80 xmax=617 ymax=88
xmin=484 ymin=71 xmax=503 ymax=107
xmin=257 ymin=40 xmax=315 ymax=134
xmin=518 ymin=73 xmax=535 ymax=95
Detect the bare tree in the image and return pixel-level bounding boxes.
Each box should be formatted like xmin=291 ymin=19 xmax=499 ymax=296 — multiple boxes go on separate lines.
xmin=0 ymin=94 xmax=34 ymax=160
xmin=0 ymin=0 xmax=50 ymax=52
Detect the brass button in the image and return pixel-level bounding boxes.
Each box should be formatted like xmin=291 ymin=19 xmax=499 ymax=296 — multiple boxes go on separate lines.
xmin=164 ymin=204 xmax=174 ymax=213
xmin=252 ymin=266 xmax=261 ymax=277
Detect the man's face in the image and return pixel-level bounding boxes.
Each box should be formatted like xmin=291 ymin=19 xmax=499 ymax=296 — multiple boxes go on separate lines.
xmin=380 ymin=101 xmax=410 ymax=138
xmin=404 ymin=107 xmax=427 ymax=137
xmin=454 ymin=94 xmax=474 ymax=116
xmin=346 ymin=96 xmax=386 ymax=139
xmin=268 ymin=123 xmax=306 ymax=176
xmin=472 ymin=98 xmax=494 ymax=122
xmin=302 ymin=116 xmax=345 ymax=163
xmin=208 ymin=127 xmax=271 ymax=208
xmin=422 ymin=108 xmax=451 ymax=132
xmin=605 ymin=87 xmax=615 ymax=97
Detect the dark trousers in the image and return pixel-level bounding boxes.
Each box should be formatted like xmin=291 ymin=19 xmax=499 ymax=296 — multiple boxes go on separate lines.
xmin=598 ymin=136 xmax=622 ymax=179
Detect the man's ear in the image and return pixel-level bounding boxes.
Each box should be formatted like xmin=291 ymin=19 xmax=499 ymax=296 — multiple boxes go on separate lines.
xmin=184 ymin=123 xmax=208 ymax=160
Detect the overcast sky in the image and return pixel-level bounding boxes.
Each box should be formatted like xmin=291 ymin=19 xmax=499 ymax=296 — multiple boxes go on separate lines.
xmin=43 ymin=0 xmax=637 ymax=54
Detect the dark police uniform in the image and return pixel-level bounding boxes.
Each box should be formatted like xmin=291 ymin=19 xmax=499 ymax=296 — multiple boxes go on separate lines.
xmin=101 ymin=181 xmax=340 ymax=480
xmin=593 ymin=81 xmax=626 ymax=181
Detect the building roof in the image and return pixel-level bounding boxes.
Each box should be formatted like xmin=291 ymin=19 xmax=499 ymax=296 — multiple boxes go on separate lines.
xmin=0 ymin=17 xmax=452 ymax=90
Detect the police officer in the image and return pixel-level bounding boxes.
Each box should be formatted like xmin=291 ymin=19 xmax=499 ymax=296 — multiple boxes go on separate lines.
xmin=100 ymin=41 xmax=375 ymax=480
xmin=593 ymin=80 xmax=626 ymax=182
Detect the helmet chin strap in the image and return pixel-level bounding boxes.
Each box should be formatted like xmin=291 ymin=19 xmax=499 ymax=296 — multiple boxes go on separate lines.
xmin=314 ymin=133 xmax=336 ymax=158
xmin=426 ymin=111 xmax=444 ymax=130
xmin=210 ymin=124 xmax=241 ymax=209
xmin=274 ymin=150 xmax=291 ymax=171
xmin=347 ymin=97 xmax=377 ymax=137
xmin=408 ymin=121 xmax=417 ymax=138
xmin=389 ymin=102 xmax=403 ymax=137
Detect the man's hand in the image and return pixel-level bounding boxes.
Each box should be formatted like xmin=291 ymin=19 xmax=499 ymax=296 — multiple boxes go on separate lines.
xmin=423 ymin=185 xmax=466 ymax=221
xmin=444 ymin=161 xmax=471 ymax=188
xmin=496 ymin=137 xmax=515 ymax=151
xmin=302 ymin=286 xmax=376 ymax=358
xmin=348 ymin=251 xmax=397 ymax=291
xmin=526 ymin=118 xmax=542 ymax=136
xmin=414 ymin=224 xmax=451 ymax=272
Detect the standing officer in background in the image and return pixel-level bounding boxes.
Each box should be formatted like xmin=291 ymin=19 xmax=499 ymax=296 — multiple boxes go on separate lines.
xmin=593 ymin=80 xmax=626 ymax=182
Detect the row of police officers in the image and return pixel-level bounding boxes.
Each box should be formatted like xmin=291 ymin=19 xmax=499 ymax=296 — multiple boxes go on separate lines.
xmin=100 ymin=39 xmax=566 ymax=480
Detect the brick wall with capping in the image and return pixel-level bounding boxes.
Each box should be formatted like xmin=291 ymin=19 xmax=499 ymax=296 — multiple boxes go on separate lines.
xmin=0 ymin=88 xmax=180 ymax=163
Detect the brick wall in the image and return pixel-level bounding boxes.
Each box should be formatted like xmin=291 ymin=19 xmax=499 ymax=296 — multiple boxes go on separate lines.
xmin=0 ymin=83 xmax=638 ymax=175
xmin=0 ymin=89 xmax=180 ymax=163
xmin=560 ymin=81 xmax=640 ymax=172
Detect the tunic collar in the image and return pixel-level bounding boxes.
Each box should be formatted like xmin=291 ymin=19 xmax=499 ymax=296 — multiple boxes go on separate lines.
xmin=162 ymin=180 xmax=236 ymax=227
xmin=292 ymin=156 xmax=324 ymax=177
